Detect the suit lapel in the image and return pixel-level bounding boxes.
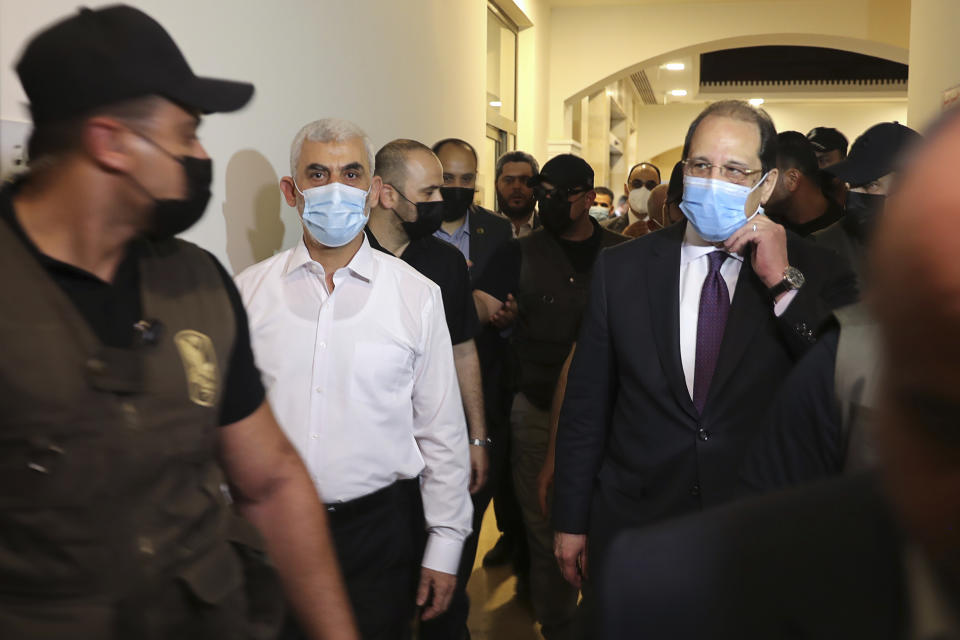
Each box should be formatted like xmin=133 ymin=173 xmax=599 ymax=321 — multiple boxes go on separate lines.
xmin=647 ymin=223 xmax=698 ymax=421
xmin=468 ymin=210 xmax=485 ymax=271
xmin=702 ymin=252 xmax=767 ymax=414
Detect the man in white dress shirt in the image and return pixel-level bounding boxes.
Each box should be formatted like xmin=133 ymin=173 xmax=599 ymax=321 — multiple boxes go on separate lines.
xmin=235 ymin=118 xmax=472 ymax=640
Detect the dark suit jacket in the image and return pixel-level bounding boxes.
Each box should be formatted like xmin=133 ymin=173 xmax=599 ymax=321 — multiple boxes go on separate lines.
xmin=602 ymin=214 xmax=630 ymax=233
xmin=467 ymin=206 xmax=513 ymax=286
xmin=552 ymin=221 xmax=858 ymax=547
xmin=600 ymin=475 xmax=908 ymax=639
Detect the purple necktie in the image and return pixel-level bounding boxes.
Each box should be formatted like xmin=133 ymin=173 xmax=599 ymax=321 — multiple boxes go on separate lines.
xmin=693 ymin=251 xmax=730 ymax=414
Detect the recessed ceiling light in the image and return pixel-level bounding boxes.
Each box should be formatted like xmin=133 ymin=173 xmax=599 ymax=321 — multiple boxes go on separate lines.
xmin=669 ymin=89 xmax=688 ymax=97
xmin=663 ymin=63 xmax=685 ymax=71
xmin=489 ymin=100 xmax=502 ymax=107
xmin=749 ymin=98 xmax=765 ymax=106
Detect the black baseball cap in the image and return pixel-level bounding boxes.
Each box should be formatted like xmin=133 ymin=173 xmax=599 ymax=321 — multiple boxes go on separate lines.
xmin=528 ymin=154 xmax=594 ymax=191
xmin=825 ymin=122 xmax=921 ymax=186
xmin=806 ymin=127 xmax=848 ymax=154
xmin=15 ymin=5 xmax=254 ymax=125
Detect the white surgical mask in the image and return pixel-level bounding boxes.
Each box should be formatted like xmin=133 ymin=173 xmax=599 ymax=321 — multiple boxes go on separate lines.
xmin=628 ymin=187 xmax=652 ymax=215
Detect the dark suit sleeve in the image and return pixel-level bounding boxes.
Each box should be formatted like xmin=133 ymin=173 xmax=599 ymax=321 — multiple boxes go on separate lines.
xmin=552 ymin=249 xmax=617 ymax=534
xmin=740 ymin=328 xmax=844 ymax=491
xmin=444 ymin=251 xmax=479 ymax=345
xmin=474 ymin=240 xmax=521 ymax=302
xmin=776 ymin=239 xmax=859 ymax=357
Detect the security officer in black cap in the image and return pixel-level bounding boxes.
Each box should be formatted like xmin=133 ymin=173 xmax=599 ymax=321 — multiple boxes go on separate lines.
xmin=473 ymin=154 xmax=625 ymax=640
xmin=2 ymin=5 xmax=357 ymax=639
xmin=806 ymin=126 xmax=849 ymax=169
xmin=744 ymin=122 xmax=922 ymax=492
xmin=815 ymin=122 xmax=921 ymax=287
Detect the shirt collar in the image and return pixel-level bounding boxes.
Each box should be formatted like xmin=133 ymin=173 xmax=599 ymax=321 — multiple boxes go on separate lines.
xmin=437 ymin=210 xmax=471 ymax=240
xmin=283 ymin=233 xmax=374 ymax=282
xmin=906 ymin=545 xmax=960 ymax=640
xmin=680 ymin=221 xmax=744 ymax=265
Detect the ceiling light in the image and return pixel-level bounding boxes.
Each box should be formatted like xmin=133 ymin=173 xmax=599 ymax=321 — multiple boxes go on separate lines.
xmin=489 ymin=100 xmax=502 ymax=107
xmin=663 ymin=62 xmax=685 ymax=71
xmin=748 ymin=98 xmax=765 ymax=106
xmin=669 ymin=90 xmax=687 ymax=97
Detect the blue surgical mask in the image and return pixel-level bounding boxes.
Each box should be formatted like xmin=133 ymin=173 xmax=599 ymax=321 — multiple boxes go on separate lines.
xmin=295 ymin=180 xmax=370 ymax=247
xmin=588 ymin=205 xmax=610 ymax=222
xmin=679 ymin=174 xmax=769 ymax=242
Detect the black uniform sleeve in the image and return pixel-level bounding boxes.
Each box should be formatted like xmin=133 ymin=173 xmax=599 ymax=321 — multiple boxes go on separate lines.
xmin=474 ymin=239 xmax=522 ymax=303
xmin=444 ymin=250 xmax=479 ymax=345
xmin=740 ymin=328 xmax=844 ymax=491
xmin=205 ymin=252 xmax=267 ymax=426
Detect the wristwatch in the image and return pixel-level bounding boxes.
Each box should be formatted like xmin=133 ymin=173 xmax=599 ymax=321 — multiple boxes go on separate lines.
xmin=469 ymin=437 xmax=493 ymax=448
xmin=767 ymin=266 xmax=805 ymax=300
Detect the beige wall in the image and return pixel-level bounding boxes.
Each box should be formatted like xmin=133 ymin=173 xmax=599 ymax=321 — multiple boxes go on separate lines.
xmin=0 ymin=0 xmax=488 ymax=274
xmin=907 ymin=0 xmax=960 ymax=130
xmin=547 ymin=1 xmax=910 ymax=143
xmin=514 ymin=0 xmax=551 ymax=162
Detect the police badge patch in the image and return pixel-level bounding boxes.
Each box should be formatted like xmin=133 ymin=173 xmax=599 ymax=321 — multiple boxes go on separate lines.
xmin=174 ymin=330 xmax=219 ymax=407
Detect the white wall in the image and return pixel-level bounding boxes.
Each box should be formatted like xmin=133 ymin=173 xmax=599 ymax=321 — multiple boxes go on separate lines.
xmin=907 ymin=0 xmax=960 ymax=130
xmin=547 ymin=1 xmax=910 ymax=142
xmin=0 ymin=0 xmax=488 ymax=274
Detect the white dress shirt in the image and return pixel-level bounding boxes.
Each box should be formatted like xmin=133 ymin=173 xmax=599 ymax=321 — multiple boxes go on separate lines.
xmin=235 ymin=235 xmax=472 ymax=574
xmin=679 ymin=223 xmax=797 ymax=399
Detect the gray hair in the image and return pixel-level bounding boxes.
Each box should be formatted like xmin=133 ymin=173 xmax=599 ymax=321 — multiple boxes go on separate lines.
xmin=495 ymin=150 xmax=539 ymax=181
xmin=289 ymin=118 xmax=376 ymax=177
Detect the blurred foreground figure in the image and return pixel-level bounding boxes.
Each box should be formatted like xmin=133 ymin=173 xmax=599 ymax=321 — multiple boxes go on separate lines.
xmin=1 ymin=6 xmax=357 ymax=639
xmin=601 ymin=108 xmax=960 ymax=639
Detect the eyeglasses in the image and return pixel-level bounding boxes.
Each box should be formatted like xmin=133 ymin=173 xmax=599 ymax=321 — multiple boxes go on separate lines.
xmin=532 ymin=185 xmax=587 ymax=201
xmin=682 ymin=160 xmax=763 ymax=186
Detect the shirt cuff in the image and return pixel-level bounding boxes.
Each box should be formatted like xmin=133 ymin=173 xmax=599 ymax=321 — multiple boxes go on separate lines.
xmin=421 ymin=533 xmax=465 ymax=575
xmin=773 ymin=289 xmax=799 ymax=317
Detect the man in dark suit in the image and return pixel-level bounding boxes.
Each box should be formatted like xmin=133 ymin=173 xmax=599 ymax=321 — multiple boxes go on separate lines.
xmin=433 ymin=138 xmax=513 ymax=283
xmin=552 ymin=100 xmax=858 ymax=596
xmin=425 ymin=137 xmax=517 ymax=639
xmin=601 ymin=109 xmax=960 ymax=637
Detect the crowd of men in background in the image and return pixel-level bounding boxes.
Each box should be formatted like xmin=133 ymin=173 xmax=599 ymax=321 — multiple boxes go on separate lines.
xmin=6 ymin=5 xmax=960 ymax=640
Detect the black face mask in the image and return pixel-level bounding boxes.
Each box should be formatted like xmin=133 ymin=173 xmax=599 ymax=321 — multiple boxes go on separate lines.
xmin=128 ymin=131 xmax=212 ymax=240
xmin=390 ymin=185 xmax=445 ymax=241
xmin=440 ymin=187 xmax=474 ymax=222
xmin=538 ymin=193 xmax=577 ymax=236
xmin=843 ymin=191 xmax=885 ymax=244
xmin=149 ymin=156 xmax=212 ymax=239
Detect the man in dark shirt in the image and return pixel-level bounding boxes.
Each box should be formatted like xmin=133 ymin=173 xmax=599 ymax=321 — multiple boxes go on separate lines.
xmin=474 ymin=154 xmax=626 ymax=640
xmin=764 ymin=131 xmax=844 ymax=236
xmin=1 ymin=5 xmax=356 ymax=638
xmin=423 ymin=137 xmax=522 ymax=639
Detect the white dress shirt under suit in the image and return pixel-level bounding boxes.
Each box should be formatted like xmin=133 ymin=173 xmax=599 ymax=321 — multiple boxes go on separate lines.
xmin=679 ymin=222 xmax=798 ymax=399
xmin=235 ymin=235 xmax=472 ymax=574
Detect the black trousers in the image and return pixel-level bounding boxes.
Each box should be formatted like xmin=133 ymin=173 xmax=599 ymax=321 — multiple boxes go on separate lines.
xmin=281 ymin=479 xmax=423 ymax=640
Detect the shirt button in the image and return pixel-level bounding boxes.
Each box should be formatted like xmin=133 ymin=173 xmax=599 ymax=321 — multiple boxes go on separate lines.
xmin=120 ymin=402 xmax=139 ymax=429
xmin=691 ymin=484 xmax=701 ymax=497
xmin=698 ymin=428 xmax=710 ymax=441
xmin=311 ymin=434 xmax=320 ymax=440
xmin=319 ymin=341 xmax=327 ymax=349
xmin=315 ymin=386 xmax=322 ymax=393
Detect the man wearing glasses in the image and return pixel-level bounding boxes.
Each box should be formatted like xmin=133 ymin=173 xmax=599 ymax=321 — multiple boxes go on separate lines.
xmin=474 ymin=154 xmax=625 ymax=640
xmin=551 ymin=101 xmax=857 ymax=615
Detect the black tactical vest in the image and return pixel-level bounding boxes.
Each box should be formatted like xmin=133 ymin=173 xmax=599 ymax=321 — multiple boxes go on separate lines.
xmin=513 ymin=227 xmax=625 ymax=410
xmin=0 ymin=221 xmax=279 ymax=639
